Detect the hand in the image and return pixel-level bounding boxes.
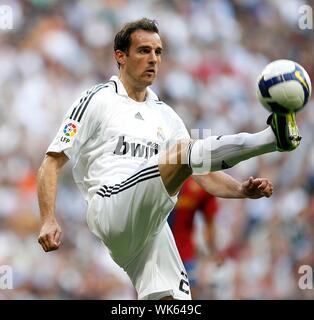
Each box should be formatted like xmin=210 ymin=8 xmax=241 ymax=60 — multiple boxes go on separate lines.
xmin=240 ymin=176 xmax=273 ymax=199
xmin=38 ymin=218 xmax=62 ymax=252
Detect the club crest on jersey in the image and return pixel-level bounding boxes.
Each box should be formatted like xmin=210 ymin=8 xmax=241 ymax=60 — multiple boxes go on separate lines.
xmin=61 ymin=122 xmax=77 ymax=143
xmin=114 ymin=136 xmax=159 ymax=159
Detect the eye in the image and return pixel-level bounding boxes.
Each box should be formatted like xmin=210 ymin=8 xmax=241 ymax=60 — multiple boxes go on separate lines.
xmin=139 ymin=48 xmax=150 ymax=54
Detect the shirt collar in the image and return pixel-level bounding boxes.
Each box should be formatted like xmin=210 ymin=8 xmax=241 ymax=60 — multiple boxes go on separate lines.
xmin=109 ymin=75 xmax=159 ymax=102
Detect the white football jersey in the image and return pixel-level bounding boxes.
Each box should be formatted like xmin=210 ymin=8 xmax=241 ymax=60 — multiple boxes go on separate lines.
xmin=47 ymin=76 xmax=190 ymax=202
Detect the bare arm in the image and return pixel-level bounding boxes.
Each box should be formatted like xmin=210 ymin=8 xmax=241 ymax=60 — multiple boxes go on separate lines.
xmin=192 ymin=171 xmax=273 ymax=199
xmin=37 ymin=152 xmax=69 ymax=252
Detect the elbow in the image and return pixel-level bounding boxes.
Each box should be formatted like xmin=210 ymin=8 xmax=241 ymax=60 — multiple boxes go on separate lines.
xmin=37 ymin=153 xmax=67 ymax=180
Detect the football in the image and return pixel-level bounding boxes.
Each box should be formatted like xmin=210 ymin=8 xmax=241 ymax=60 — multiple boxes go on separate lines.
xmin=257 ymin=59 xmax=312 ymax=114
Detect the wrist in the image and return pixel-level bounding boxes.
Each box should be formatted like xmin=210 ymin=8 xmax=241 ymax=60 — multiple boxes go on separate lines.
xmin=41 ymin=214 xmax=57 ymax=224
xmin=237 ymin=183 xmax=247 ymax=198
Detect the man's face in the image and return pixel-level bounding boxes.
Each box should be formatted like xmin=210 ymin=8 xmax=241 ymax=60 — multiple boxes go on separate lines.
xmin=116 ymin=30 xmax=163 ymax=87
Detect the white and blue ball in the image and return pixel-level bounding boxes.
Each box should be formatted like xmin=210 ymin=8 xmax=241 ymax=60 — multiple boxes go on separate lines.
xmin=257 ymin=59 xmax=311 ymax=114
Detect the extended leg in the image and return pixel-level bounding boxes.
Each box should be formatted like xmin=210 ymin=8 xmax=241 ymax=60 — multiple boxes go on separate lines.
xmin=159 ymin=113 xmax=301 ymax=196
xmin=159 ymin=113 xmax=301 ymax=197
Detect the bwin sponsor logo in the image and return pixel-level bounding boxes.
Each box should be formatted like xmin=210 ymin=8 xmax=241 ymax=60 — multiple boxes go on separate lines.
xmin=114 ymin=136 xmax=159 ymax=159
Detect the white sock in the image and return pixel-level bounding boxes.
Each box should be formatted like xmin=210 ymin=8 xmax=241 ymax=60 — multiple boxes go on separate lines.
xmin=188 ymin=127 xmax=276 ymax=174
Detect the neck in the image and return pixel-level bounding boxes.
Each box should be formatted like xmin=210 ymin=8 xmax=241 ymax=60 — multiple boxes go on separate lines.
xmin=119 ymin=73 xmax=147 ymax=102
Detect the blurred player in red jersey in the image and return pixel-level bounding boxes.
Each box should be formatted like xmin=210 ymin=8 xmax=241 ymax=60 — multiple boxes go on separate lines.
xmin=169 ymin=176 xmax=219 ymax=298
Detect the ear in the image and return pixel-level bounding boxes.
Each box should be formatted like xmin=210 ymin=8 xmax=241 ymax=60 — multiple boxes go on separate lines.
xmin=115 ymin=50 xmax=126 ymax=66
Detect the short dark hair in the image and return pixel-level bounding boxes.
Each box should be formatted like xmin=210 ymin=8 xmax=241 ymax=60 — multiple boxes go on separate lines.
xmin=114 ymin=18 xmax=159 ymax=54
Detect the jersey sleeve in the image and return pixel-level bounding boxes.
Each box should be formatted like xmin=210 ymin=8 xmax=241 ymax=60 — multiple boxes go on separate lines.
xmin=47 ymin=85 xmax=106 ymax=160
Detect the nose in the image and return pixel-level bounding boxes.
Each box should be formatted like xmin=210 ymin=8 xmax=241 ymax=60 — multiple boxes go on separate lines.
xmin=149 ymin=51 xmax=157 ymax=64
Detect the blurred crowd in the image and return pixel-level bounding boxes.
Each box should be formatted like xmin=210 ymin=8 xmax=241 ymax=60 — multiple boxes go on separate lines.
xmin=1 ymin=0 xmax=314 ymax=299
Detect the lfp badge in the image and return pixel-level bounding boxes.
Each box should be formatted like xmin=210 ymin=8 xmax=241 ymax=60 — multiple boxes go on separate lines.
xmin=61 ymin=122 xmax=77 ymax=143
xmin=63 ymin=122 xmax=77 ymax=137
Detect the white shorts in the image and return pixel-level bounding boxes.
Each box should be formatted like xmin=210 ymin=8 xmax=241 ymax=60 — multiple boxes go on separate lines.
xmin=86 ymin=156 xmax=191 ymax=300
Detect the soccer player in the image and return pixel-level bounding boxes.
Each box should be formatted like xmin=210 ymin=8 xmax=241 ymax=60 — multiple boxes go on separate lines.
xmin=169 ymin=176 xmax=219 ymax=299
xmin=37 ymin=18 xmax=301 ymax=300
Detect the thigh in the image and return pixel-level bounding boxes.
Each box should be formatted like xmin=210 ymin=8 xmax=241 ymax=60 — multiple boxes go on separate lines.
xmin=126 ymin=223 xmax=192 ymax=300
xmin=87 ymin=157 xmax=178 ymax=268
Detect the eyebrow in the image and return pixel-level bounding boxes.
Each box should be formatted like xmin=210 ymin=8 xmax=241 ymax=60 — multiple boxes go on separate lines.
xmin=137 ymin=45 xmax=163 ymax=51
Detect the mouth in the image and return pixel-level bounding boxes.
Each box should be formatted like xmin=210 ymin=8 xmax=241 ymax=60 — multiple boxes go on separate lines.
xmin=145 ymin=69 xmax=156 ymax=75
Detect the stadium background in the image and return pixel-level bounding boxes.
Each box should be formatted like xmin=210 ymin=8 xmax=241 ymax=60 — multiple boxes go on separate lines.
xmin=1 ymin=0 xmax=314 ymax=299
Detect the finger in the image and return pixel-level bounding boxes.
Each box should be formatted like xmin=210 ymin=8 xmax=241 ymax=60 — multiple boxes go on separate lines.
xmin=244 ymin=176 xmax=254 ymax=189
xmin=258 ymin=180 xmax=267 ymax=190
xmin=250 ymin=178 xmax=263 ymax=188
xmin=53 ymin=228 xmax=62 ymax=245
xmin=261 ymin=189 xmax=269 ymax=197
xmin=47 ymin=243 xmax=59 ymax=251
xmin=40 ymin=233 xmax=58 ymax=252
xmin=263 ymin=182 xmax=272 ymax=192
xmin=38 ymin=237 xmax=45 ymax=251
xmin=262 ymin=186 xmax=273 ymax=197
xmin=47 ymin=233 xmax=60 ymax=250
xmin=43 ymin=235 xmax=55 ymax=251
xmin=38 ymin=236 xmax=48 ymax=252
xmin=258 ymin=179 xmax=272 ymax=190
